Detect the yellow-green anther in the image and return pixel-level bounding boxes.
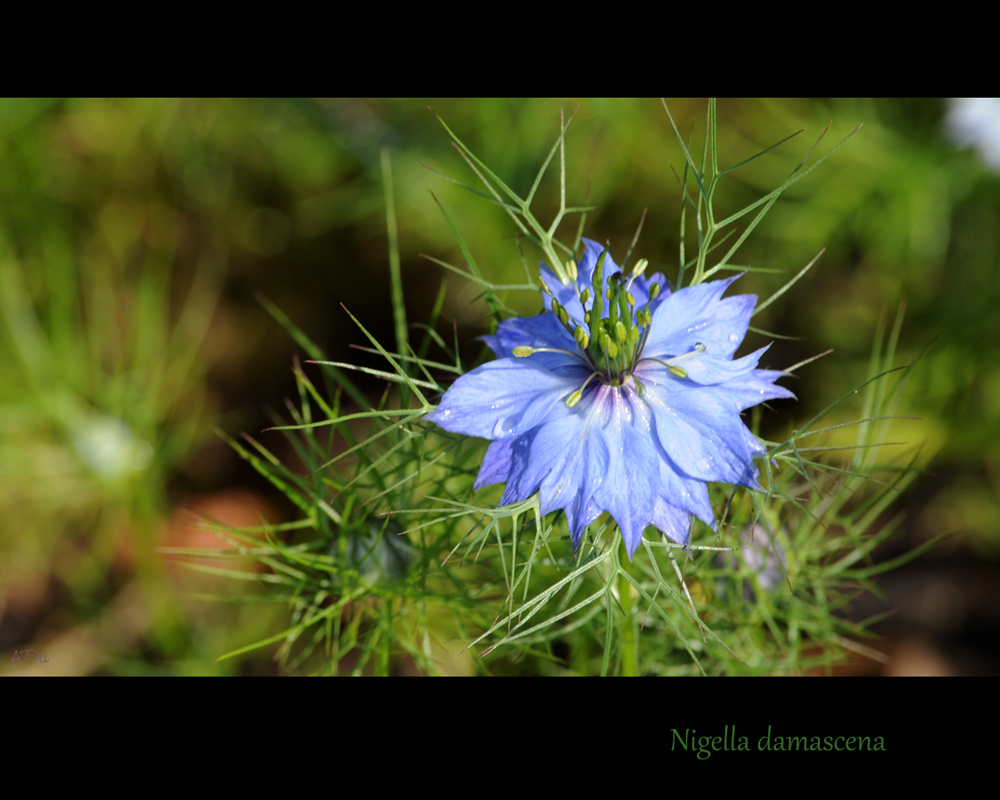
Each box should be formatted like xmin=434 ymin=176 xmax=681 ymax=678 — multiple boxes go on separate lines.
xmin=580 ymin=288 xmax=590 ymax=304
xmin=584 ymin=312 xmax=591 ymax=324
xmin=512 ymin=346 xmax=534 ymax=357
xmin=650 ymin=282 xmax=660 ymax=299
xmin=668 ymin=365 xmax=688 ymax=378
xmin=615 ymin=320 xmax=627 ymax=343
xmin=566 ymin=259 xmax=578 ymax=281
xmin=540 ymin=277 xmax=553 ymax=296
xmin=575 ymin=325 xmax=588 ymax=349
xmin=565 ymin=389 xmax=583 ymax=408
xmin=629 ymin=326 xmax=639 ymax=343
xmin=600 ymin=332 xmax=612 ymax=351
xmin=633 ymin=374 xmax=646 ymax=397
xmin=627 ymin=292 xmax=636 ymax=306
xmin=605 ymin=288 xmax=612 ymax=300
xmin=633 ymin=258 xmax=649 ymax=278
xmin=558 ymin=306 xmax=569 ymax=326
xmin=606 ymin=340 xmax=619 ymax=359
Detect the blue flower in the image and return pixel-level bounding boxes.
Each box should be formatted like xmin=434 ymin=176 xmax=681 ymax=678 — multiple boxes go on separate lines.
xmin=426 ymin=239 xmax=794 ymax=559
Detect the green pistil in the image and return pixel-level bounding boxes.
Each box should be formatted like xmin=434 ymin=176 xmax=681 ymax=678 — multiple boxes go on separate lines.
xmin=566 ymin=249 xmax=662 ymax=385
xmin=533 ymin=247 xmax=663 ymax=391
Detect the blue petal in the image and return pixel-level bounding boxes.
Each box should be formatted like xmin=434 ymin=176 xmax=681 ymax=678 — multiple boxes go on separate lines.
xmin=629 ymin=270 xmax=671 ymax=314
xmin=498 ymin=428 xmax=544 ymax=505
xmin=473 ymin=438 xmax=514 ymax=492
xmin=532 ymin=411 xmax=610 ymax=545
xmin=651 ymin=499 xmax=693 ymax=545
xmin=710 ymin=368 xmax=796 ymax=411
xmin=640 ymin=376 xmax=762 ymax=488
xmin=653 ymin=449 xmax=717 ymax=529
xmin=589 ymin=385 xmax=661 ymax=559
xmin=671 ymin=345 xmax=770 ymax=386
xmin=481 ymin=312 xmax=581 ymax=373
xmin=542 ymin=238 xmax=623 ymax=325
xmin=425 ymin=359 xmax=586 ymax=440
xmin=540 ymin=263 xmax=587 ymax=325
xmin=643 ymin=276 xmax=756 ymax=361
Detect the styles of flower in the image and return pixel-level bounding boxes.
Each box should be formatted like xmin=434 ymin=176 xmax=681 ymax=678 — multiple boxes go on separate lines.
xmin=426 ymin=239 xmax=794 ymax=559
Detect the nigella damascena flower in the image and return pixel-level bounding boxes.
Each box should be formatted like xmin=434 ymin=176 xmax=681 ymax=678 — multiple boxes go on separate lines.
xmin=426 ymin=239 xmax=794 ymax=559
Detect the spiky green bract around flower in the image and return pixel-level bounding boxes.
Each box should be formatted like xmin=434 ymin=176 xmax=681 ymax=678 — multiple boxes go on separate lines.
xmin=426 ymin=239 xmax=795 ymax=559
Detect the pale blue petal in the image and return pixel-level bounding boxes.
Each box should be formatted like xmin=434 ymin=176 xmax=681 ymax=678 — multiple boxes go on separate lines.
xmin=629 ymin=270 xmax=671 ymax=314
xmin=473 ymin=438 xmax=514 ymax=492
xmin=672 ymin=345 xmax=769 ymax=386
xmin=651 ymin=499 xmax=693 ymax=545
xmin=564 ymin=497 xmax=603 ymax=549
xmin=641 ymin=377 xmax=762 ymax=488
xmin=481 ymin=313 xmax=581 ymax=373
xmin=653 ymin=451 xmax=717 ymax=528
xmin=643 ymin=276 xmax=756 ymax=361
xmin=542 ymin=238 xmax=624 ymax=325
xmin=498 ymin=429 xmax=543 ymax=505
xmin=710 ymin=368 xmax=796 ymax=411
xmin=482 ymin=312 xmax=574 ymax=356
xmin=532 ymin=409 xmax=610 ymax=544
xmin=590 ymin=386 xmax=661 ymax=559
xmin=425 ymin=359 xmax=585 ymax=440
xmin=540 ymin=263 xmax=586 ymax=324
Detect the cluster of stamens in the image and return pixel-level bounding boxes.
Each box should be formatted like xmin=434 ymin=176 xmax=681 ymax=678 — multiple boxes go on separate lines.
xmin=513 ymin=248 xmax=705 ymax=408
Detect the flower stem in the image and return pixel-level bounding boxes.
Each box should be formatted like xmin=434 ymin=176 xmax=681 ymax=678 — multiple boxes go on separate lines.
xmin=618 ymin=541 xmax=638 ymax=677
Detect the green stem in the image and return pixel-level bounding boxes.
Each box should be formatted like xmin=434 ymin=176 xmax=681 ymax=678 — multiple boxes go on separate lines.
xmin=618 ymin=542 xmax=638 ymax=677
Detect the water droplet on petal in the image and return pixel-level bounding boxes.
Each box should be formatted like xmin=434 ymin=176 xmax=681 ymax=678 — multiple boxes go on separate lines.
xmin=729 ymin=332 xmax=738 ymax=343
xmin=492 ymin=417 xmax=516 ymax=437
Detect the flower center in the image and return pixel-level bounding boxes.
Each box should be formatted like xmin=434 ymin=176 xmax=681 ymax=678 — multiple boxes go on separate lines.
xmin=550 ymin=248 xmax=660 ymax=384
xmin=513 ymin=247 xmax=700 ymax=408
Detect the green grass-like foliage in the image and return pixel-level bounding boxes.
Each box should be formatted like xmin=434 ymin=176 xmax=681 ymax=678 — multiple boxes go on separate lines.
xmin=172 ymin=101 xmax=928 ymax=675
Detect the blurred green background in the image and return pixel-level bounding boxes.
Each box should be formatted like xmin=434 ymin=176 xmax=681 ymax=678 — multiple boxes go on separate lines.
xmin=1 ymin=98 xmax=997 ymax=675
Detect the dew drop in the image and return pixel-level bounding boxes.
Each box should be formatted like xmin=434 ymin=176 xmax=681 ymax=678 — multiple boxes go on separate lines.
xmin=729 ymin=332 xmax=738 ymax=343
xmin=492 ymin=417 xmax=516 ymax=437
